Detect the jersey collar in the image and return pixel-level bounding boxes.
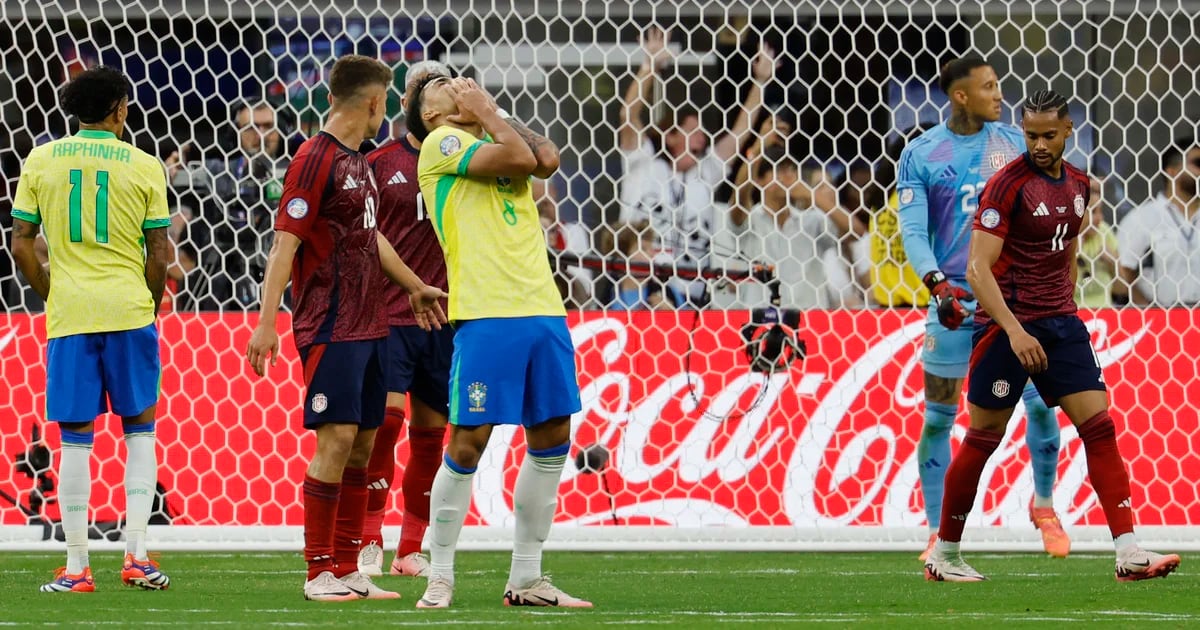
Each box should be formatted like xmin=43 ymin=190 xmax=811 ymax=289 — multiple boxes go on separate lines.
xmin=76 ymin=129 xmax=117 ymax=140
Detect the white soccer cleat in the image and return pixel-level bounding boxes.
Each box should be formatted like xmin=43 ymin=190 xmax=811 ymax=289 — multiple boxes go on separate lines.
xmin=1115 ymin=547 xmax=1181 ymax=582
xmin=303 ymin=570 xmax=358 ymax=602
xmin=416 ymin=576 xmax=454 ymax=609
xmin=390 ymin=552 xmax=431 ymax=577
xmin=924 ymin=550 xmax=987 ymax=582
xmin=357 ymin=542 xmax=384 ymax=577
xmin=339 ymin=570 xmax=401 ymax=599
xmin=503 ymin=576 xmax=594 ymax=608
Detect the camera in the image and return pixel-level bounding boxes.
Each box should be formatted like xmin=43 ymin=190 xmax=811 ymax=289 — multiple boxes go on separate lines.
xmin=740 ymin=305 xmax=807 ymax=373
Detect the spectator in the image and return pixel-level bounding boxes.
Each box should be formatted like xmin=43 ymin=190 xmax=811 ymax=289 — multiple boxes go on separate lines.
xmin=1077 ymin=176 xmax=1120 ymax=308
xmin=618 ymin=26 xmax=776 ymax=308
xmin=714 ymin=145 xmax=838 ymax=309
xmin=537 ymin=177 xmax=595 ymax=308
xmin=611 ymin=221 xmax=668 ymax=310
xmin=205 ymin=101 xmax=291 ymax=309
xmin=1117 ymin=136 xmax=1200 ymax=307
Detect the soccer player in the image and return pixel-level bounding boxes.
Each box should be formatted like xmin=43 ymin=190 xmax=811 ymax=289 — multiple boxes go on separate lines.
xmin=10 ymin=66 xmax=172 ymax=592
xmin=245 ymin=55 xmax=447 ymax=602
xmin=356 ymin=60 xmax=455 ymax=579
xmin=925 ymin=89 xmax=1182 ymax=582
xmin=406 ymin=76 xmax=591 ymax=608
xmin=897 ymin=56 xmax=1068 ymax=560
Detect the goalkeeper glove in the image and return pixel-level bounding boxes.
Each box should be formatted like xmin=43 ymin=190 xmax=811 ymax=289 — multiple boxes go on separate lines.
xmin=923 ymin=270 xmax=973 ymax=330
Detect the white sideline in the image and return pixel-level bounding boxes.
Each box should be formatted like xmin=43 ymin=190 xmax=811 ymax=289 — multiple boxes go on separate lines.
xmin=2 ymin=525 xmax=1199 ymax=552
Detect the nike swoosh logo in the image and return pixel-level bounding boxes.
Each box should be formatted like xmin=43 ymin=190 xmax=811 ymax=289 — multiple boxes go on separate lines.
xmin=532 ymin=595 xmax=558 ymax=606
xmin=1127 ymin=560 xmax=1151 ymax=567
xmin=344 ymin=585 xmax=368 ymax=597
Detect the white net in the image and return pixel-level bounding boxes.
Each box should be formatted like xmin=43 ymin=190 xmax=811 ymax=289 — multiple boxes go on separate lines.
xmin=2 ymin=2 xmax=1199 ymax=550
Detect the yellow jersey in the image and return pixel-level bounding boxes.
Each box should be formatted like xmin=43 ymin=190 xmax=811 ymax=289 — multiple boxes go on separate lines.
xmin=11 ymin=130 xmax=170 ymax=338
xmin=417 ymin=125 xmax=564 ymax=321
xmin=870 ymin=190 xmax=930 ymax=307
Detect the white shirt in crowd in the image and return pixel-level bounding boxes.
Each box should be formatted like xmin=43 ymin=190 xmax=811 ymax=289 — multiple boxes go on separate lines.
xmin=712 ymin=203 xmax=838 ymax=309
xmin=1118 ymin=193 xmax=1200 ymax=306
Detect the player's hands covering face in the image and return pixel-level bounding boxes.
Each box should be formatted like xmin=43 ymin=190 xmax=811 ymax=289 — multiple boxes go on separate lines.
xmin=409 ymin=285 xmax=449 ymax=331
xmin=445 ymin=78 xmax=497 ymax=125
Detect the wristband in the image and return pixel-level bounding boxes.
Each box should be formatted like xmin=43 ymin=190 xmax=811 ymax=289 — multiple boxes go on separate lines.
xmin=496 ymin=107 xmax=511 ymax=120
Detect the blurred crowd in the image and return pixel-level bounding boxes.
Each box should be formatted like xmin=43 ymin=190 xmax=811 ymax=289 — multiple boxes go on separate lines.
xmin=4 ymin=26 xmax=1199 ymax=314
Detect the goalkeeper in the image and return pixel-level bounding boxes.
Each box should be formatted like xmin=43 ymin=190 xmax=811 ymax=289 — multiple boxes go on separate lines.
xmin=897 ymin=56 xmax=1067 ymax=560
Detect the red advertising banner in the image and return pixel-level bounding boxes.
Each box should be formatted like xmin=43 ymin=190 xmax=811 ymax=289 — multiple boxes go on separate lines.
xmin=2 ymin=310 xmax=1198 ymax=529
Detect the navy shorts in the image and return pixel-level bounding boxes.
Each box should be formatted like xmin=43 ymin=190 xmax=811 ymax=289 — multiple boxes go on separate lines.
xmin=386 ymin=324 xmax=455 ymax=416
xmin=968 ymin=315 xmax=1105 ymax=409
xmin=299 ymin=339 xmax=387 ymax=430
xmin=46 ymin=323 xmax=161 ymax=422
xmin=449 ymin=316 xmax=581 ymax=427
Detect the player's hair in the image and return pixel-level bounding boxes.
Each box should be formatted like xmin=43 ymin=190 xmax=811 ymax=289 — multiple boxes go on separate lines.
xmin=405 ymin=73 xmax=445 ymax=143
xmin=1021 ymin=89 xmax=1070 ymax=118
xmin=938 ymin=55 xmax=991 ymax=95
xmin=1162 ymin=135 xmax=1197 ymax=173
xmin=60 ymin=65 xmax=132 ymax=124
xmin=328 ymin=55 xmax=393 ymax=101
xmin=754 ymin=144 xmax=799 ymax=180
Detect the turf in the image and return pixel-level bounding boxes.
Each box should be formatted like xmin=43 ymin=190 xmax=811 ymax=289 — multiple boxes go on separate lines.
xmin=0 ymin=551 xmax=1194 ymax=627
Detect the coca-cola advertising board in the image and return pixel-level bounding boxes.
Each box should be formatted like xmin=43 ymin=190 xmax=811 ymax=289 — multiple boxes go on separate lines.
xmin=2 ymin=310 xmax=1198 ymax=529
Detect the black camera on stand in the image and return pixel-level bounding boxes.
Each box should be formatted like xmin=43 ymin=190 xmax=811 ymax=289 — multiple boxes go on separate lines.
xmin=739 ymin=273 xmax=807 ymax=373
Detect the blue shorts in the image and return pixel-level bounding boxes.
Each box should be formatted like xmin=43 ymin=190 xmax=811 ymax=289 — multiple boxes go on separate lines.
xmin=449 ymin=316 xmax=581 ymax=427
xmin=299 ymin=339 xmax=387 ymax=430
xmin=386 ymin=325 xmax=455 ymax=416
xmin=46 ymin=324 xmax=161 ymax=422
xmin=968 ymin=315 xmax=1105 ymax=409
xmin=921 ymin=311 xmax=975 ymax=379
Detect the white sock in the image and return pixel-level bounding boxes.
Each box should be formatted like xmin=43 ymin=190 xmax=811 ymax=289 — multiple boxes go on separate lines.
xmin=933 ymin=538 xmax=960 ymax=556
xmin=1114 ymin=532 xmax=1137 ymax=555
xmin=427 ymin=460 xmax=475 ymax=584
xmin=508 ymin=450 xmax=567 ymax=588
xmin=1032 ymin=495 xmax=1054 ymax=509
xmin=124 ymin=431 xmax=157 ymax=560
xmin=59 ymin=444 xmax=92 ymax=574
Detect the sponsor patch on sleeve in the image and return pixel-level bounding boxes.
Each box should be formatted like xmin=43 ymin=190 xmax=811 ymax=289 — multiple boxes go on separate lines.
xmin=899 ymin=188 xmax=914 ymax=204
xmin=439 ymin=135 xmax=462 ymax=156
xmin=286 ymin=198 xmax=309 ymax=219
xmin=979 ymin=207 xmax=1001 ymax=229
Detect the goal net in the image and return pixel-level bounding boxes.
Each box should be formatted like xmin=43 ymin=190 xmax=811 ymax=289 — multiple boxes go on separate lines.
xmin=2 ymin=2 xmax=1198 ymax=551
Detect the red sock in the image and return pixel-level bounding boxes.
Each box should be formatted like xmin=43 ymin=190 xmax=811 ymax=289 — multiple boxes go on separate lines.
xmin=397 ymin=425 xmax=445 ymax=556
xmin=1076 ymin=411 xmax=1135 ymax=539
xmin=332 ymin=467 xmax=369 ymax=577
xmin=362 ymin=407 xmax=406 ymax=548
xmin=937 ymin=428 xmax=1003 ymax=543
xmin=303 ymin=474 xmax=340 ymax=580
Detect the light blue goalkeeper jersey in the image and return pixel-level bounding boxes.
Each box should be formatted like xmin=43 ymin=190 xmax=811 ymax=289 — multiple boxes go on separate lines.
xmin=896 ymin=121 xmax=1025 ymax=284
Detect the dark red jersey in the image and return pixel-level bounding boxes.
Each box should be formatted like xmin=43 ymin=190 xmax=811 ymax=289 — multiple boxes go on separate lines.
xmin=973 ymin=154 xmax=1091 ymax=326
xmin=275 ymin=132 xmax=387 ymax=349
xmin=366 ymin=136 xmax=448 ymax=327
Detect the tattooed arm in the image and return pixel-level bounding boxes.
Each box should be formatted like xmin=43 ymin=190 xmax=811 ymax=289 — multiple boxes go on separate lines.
xmin=11 ymin=218 xmax=50 ymax=300
xmin=508 ymin=118 xmax=560 ymax=179
xmin=143 ymin=226 xmax=170 ymax=314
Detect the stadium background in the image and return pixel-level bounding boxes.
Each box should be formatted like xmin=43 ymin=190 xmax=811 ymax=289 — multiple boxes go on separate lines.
xmin=1 ymin=1 xmax=1198 ymax=551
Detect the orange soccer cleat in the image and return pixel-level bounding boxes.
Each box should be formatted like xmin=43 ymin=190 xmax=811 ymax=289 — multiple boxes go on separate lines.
xmin=1029 ymin=502 xmax=1071 ymax=558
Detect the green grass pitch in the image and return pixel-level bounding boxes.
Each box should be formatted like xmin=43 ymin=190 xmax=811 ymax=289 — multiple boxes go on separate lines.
xmin=0 ymin=551 xmax=1195 ymax=627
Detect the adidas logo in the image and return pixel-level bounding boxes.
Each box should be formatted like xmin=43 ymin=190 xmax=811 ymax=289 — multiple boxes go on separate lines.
xmin=940 ymin=165 xmax=958 ymax=180
xmin=1118 ymin=498 xmax=1132 ymax=509
xmin=368 ymin=479 xmax=389 ymax=490
xmin=1033 ymin=202 xmax=1050 ymax=216
xmin=343 ymin=175 xmax=360 ymax=190
xmin=388 ymin=171 xmax=407 ymax=185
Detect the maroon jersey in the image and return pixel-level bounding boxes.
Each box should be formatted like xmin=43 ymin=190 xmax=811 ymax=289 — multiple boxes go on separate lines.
xmin=973 ymin=154 xmax=1091 ymax=326
xmin=367 ymin=136 xmax=448 ymax=326
xmin=275 ymin=132 xmax=388 ymax=349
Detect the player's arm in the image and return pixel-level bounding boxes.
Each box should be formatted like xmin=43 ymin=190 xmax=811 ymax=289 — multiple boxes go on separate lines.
xmin=247 ymin=231 xmax=300 ymax=377
xmin=619 ymin=27 xmax=667 ymax=152
xmin=446 ymin=79 xmax=537 ymax=177
xmin=143 ymin=227 xmax=170 ymax=314
xmin=712 ymin=43 xmax=775 ymax=163
xmin=11 ymin=218 xmax=50 ymax=300
xmin=506 ymin=118 xmax=560 ymax=179
xmin=376 ymin=232 xmax=448 ymax=331
xmin=966 ymin=216 xmax=1048 ymax=374
xmin=1067 ymin=237 xmax=1079 ymax=287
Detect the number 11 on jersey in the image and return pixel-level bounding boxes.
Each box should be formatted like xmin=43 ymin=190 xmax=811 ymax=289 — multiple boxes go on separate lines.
xmin=69 ymin=169 xmax=110 ymax=243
